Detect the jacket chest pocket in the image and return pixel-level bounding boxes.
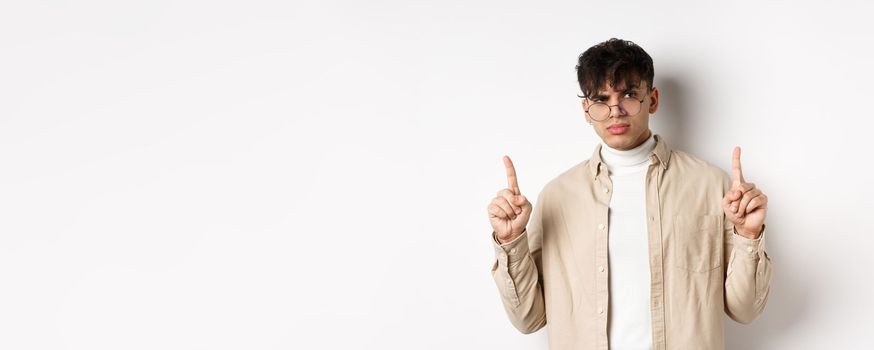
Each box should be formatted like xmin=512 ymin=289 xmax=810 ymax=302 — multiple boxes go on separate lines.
xmin=673 ymin=214 xmax=722 ymax=272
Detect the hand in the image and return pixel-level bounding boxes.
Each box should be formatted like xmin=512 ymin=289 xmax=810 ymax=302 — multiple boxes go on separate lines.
xmin=488 ymin=155 xmax=533 ymax=244
xmin=722 ymin=146 xmax=768 ymax=239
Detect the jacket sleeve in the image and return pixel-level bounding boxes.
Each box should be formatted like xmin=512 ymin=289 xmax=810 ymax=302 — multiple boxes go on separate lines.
xmin=489 ymin=190 xmax=547 ymax=334
xmin=721 ymin=171 xmax=774 ymax=324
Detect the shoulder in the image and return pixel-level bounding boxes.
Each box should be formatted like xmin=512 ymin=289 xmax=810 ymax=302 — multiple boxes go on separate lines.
xmin=669 ymin=149 xmax=731 ymax=188
xmin=540 ymin=159 xmax=594 ymax=201
xmin=536 ymin=160 xmax=590 ymax=201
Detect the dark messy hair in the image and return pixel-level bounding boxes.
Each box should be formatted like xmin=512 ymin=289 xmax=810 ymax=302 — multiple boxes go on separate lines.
xmin=575 ymin=38 xmax=654 ymax=99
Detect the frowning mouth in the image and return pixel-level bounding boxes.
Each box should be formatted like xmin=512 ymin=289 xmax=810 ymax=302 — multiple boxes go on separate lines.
xmin=607 ymin=124 xmax=629 ymax=135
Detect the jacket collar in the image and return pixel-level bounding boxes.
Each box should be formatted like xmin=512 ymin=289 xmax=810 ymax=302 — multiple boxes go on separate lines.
xmin=588 ymin=133 xmax=672 ymax=178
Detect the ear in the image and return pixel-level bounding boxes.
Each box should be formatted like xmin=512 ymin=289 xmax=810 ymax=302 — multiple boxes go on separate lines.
xmin=581 ymin=98 xmax=592 ymax=124
xmin=648 ymin=86 xmax=660 ymax=114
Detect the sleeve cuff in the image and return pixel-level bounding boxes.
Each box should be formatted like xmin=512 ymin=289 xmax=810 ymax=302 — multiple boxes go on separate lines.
xmin=492 ymin=229 xmax=529 ymax=264
xmin=732 ymin=224 xmax=766 ymax=257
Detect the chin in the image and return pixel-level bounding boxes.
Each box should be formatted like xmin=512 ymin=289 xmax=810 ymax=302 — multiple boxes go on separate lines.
xmin=603 ymin=134 xmax=636 ymax=149
xmin=604 ymin=132 xmax=631 ymax=141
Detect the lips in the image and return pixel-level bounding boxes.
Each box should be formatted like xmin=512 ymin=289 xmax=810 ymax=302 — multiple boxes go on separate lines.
xmin=607 ymin=124 xmax=629 ymax=135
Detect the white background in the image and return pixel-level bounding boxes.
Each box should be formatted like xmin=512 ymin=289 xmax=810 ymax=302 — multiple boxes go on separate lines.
xmin=2 ymin=0 xmax=873 ymax=349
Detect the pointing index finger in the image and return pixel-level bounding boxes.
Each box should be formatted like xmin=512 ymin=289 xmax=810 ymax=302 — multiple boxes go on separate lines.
xmin=732 ymin=146 xmax=745 ymax=184
xmin=503 ymin=155 xmax=520 ymax=195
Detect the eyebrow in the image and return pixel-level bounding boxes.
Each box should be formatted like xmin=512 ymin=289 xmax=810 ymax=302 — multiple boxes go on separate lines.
xmin=590 ymin=86 xmax=640 ymax=100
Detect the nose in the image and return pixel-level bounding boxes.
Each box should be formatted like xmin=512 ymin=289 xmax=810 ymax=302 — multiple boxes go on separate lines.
xmin=608 ymin=104 xmax=628 ymax=118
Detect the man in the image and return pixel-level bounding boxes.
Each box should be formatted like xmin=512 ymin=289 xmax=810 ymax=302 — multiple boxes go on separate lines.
xmin=487 ymin=38 xmax=772 ymax=350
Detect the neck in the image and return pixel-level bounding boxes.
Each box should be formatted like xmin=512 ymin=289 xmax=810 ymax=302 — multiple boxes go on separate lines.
xmin=600 ymin=132 xmax=656 ymax=169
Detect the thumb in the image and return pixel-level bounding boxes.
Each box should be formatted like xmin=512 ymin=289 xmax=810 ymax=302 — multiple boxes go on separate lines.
xmin=728 ymin=189 xmax=742 ymax=201
xmin=514 ymin=194 xmax=528 ymax=207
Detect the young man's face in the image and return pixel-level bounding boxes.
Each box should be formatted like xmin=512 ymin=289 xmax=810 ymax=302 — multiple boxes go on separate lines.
xmin=581 ymin=80 xmax=659 ymax=151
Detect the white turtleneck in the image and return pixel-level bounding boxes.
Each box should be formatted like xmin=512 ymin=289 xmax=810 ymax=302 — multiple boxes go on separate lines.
xmin=600 ymin=133 xmax=656 ymax=350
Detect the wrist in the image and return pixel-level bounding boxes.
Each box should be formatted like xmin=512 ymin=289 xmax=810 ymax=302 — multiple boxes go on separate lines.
xmin=497 ymin=229 xmax=525 ymax=244
xmin=734 ymin=225 xmax=763 ymax=240
xmin=497 ymin=234 xmax=517 ymax=245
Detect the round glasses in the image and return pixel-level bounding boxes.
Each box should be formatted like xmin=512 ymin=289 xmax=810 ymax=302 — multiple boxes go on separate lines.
xmin=583 ymin=93 xmax=647 ymax=122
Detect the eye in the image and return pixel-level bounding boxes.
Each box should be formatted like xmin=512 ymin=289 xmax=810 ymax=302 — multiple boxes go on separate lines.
xmin=624 ymin=92 xmax=636 ymax=98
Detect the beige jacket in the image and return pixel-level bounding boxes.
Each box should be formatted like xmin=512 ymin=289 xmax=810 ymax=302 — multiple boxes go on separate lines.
xmin=490 ymin=134 xmax=772 ymax=350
